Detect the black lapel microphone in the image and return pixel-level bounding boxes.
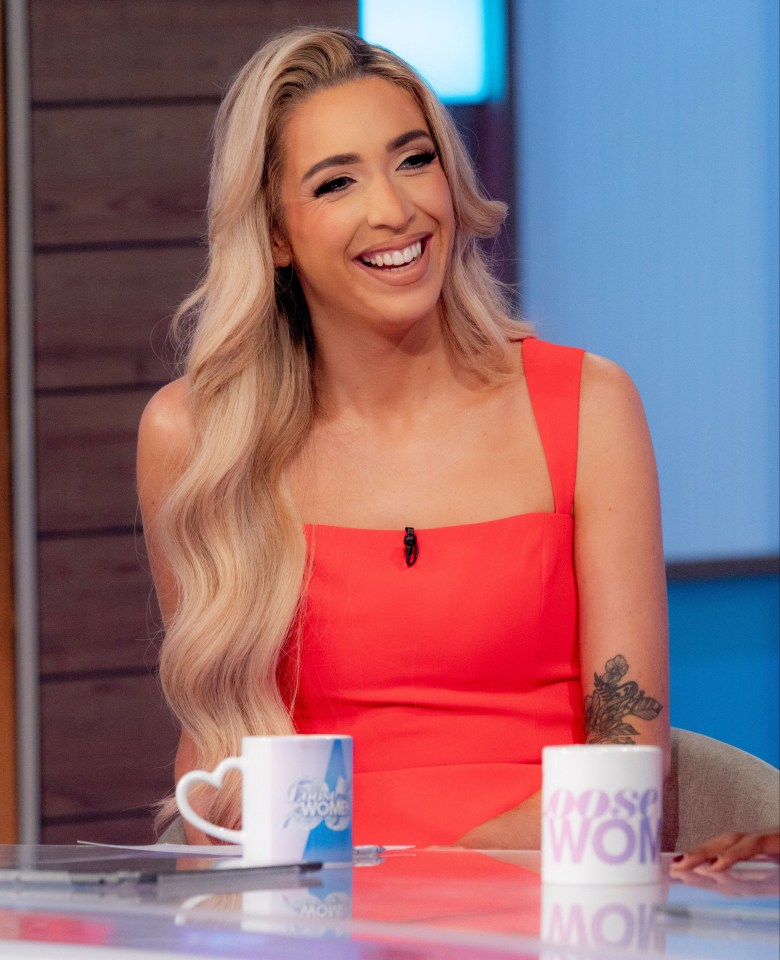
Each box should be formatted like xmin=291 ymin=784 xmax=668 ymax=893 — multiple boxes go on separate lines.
xmin=403 ymin=527 xmax=419 ymax=567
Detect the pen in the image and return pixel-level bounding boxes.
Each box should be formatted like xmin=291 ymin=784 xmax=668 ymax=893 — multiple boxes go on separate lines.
xmin=353 ymin=844 xmax=414 ymax=858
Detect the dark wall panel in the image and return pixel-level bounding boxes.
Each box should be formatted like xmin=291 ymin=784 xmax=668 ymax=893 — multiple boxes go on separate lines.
xmin=33 ymin=105 xmax=214 ymax=246
xmin=42 ymin=815 xmax=158 ymax=846
xmin=40 ymin=673 xmax=178 ymax=820
xmin=29 ymin=0 xmax=359 ymax=843
xmin=39 ymin=534 xmax=159 ymax=676
xmin=35 ymin=245 xmax=203 ymax=389
xmin=37 ymin=390 xmax=150 ymax=534
xmin=31 ymin=0 xmax=357 ymax=102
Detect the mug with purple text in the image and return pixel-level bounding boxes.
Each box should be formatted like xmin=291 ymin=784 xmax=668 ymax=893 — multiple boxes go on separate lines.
xmin=541 ymin=745 xmax=663 ymax=885
xmin=176 ymin=734 xmax=353 ymax=864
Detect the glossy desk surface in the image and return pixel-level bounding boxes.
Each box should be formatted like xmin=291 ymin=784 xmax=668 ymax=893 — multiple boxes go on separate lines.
xmin=0 ymin=846 xmax=777 ymax=959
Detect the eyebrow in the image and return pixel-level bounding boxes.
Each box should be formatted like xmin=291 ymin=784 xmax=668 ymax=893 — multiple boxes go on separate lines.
xmin=301 ymin=128 xmax=433 ymax=184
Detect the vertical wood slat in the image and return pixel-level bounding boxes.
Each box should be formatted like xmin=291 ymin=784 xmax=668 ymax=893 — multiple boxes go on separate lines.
xmin=0 ymin=1 xmax=19 ymax=844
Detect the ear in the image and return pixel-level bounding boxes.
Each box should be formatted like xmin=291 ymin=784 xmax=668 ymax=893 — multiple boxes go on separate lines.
xmin=271 ymin=228 xmax=292 ymax=268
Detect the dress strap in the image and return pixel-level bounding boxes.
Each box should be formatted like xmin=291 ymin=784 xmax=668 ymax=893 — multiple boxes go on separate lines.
xmin=521 ymin=337 xmax=585 ymax=516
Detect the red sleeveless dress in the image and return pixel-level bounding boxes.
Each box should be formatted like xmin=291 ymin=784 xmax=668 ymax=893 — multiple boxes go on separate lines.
xmin=288 ymin=338 xmax=586 ymax=845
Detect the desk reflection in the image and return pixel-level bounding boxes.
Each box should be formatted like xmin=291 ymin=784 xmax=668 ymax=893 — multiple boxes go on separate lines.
xmin=178 ymin=863 xmax=352 ymax=938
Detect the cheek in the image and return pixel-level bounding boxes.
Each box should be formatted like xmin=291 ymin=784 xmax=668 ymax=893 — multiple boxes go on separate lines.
xmin=430 ymin=176 xmax=456 ymax=236
xmin=287 ymin=207 xmax=352 ymax=264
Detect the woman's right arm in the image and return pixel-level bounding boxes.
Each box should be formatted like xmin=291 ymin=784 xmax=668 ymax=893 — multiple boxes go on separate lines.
xmin=137 ymin=379 xmax=208 ymax=843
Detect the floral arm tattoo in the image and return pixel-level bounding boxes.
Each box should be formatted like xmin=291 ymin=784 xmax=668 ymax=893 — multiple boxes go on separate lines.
xmin=584 ymin=655 xmax=663 ymax=744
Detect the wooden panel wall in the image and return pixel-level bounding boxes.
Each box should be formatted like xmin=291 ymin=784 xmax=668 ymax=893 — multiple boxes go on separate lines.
xmin=0 ymin=1 xmax=19 ymax=844
xmin=30 ymin=0 xmax=357 ymax=843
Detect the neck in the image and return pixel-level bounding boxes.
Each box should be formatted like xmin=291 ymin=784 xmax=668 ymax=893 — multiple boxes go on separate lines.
xmin=311 ymin=312 xmax=466 ymax=425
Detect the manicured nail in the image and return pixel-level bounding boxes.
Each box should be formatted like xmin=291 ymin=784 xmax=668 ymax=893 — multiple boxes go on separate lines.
xmin=672 ymin=854 xmax=684 ymax=862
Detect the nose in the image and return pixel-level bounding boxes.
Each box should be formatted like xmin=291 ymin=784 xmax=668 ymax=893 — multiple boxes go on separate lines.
xmin=366 ymin=175 xmax=413 ymax=231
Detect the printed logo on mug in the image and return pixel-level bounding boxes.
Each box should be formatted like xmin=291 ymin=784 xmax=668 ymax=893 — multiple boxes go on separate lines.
xmin=541 ymin=745 xmax=662 ymax=885
xmin=176 ymin=734 xmax=353 ymax=864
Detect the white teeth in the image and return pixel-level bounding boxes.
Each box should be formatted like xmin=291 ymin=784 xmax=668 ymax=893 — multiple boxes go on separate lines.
xmin=362 ymin=240 xmax=423 ymax=269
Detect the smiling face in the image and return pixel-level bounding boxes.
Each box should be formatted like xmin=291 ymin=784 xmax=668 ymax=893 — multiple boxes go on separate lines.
xmin=272 ymin=77 xmax=456 ymax=344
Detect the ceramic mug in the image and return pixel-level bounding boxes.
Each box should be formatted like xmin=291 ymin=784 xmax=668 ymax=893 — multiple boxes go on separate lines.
xmin=541 ymin=744 xmax=663 ymax=885
xmin=176 ymin=734 xmax=353 ymax=864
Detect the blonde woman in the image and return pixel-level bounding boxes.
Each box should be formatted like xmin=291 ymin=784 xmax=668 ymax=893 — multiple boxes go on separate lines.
xmin=137 ymin=28 xmax=670 ymax=848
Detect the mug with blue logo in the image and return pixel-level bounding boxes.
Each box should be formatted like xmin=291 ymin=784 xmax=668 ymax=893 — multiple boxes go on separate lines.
xmin=176 ymin=734 xmax=353 ymax=864
xmin=542 ymin=744 xmax=662 ymax=885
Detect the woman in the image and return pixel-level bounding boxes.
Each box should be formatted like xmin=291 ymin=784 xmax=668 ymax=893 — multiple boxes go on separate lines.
xmin=137 ymin=28 xmax=670 ymax=848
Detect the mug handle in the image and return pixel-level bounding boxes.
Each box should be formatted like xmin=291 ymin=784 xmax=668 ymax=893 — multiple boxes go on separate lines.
xmin=175 ymin=756 xmax=245 ymax=846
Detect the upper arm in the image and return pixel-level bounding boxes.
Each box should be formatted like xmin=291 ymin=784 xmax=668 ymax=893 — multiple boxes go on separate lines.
xmin=574 ymin=354 xmax=670 ymax=773
xmin=137 ymin=377 xmax=193 ymax=626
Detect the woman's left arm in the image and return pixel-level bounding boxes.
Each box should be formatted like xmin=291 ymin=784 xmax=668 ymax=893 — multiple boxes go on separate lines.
xmin=455 ymin=354 xmax=669 ymax=849
xmin=573 ymin=353 xmax=670 ymax=771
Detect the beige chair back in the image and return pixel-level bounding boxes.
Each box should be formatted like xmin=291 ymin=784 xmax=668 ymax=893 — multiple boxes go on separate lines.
xmin=663 ymin=727 xmax=779 ymax=851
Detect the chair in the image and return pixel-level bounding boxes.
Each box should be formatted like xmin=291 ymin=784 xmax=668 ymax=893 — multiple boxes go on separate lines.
xmin=662 ymin=727 xmax=779 ymax=852
xmin=157 ymin=728 xmax=780 ymax=852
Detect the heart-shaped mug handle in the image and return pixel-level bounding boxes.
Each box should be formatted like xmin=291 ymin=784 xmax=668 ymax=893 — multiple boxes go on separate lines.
xmin=175 ymin=756 xmax=245 ymax=845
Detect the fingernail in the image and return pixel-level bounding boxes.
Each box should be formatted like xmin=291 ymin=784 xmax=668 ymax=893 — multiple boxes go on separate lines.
xmin=672 ymin=854 xmax=684 ymax=862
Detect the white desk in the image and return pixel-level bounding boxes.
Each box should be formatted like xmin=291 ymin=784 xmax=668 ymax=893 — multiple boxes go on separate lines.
xmin=0 ymin=846 xmax=777 ymax=959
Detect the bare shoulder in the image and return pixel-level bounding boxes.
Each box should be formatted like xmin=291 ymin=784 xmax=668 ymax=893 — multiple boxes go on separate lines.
xmin=138 ymin=378 xmax=194 ymax=460
xmin=576 ymin=351 xmax=657 ymax=492
xmin=139 ymin=377 xmax=192 ymax=441
xmin=580 ymin=352 xmax=644 ymax=416
xmin=137 ymin=378 xmax=194 ymax=507
xmin=579 ymin=352 xmax=650 ymax=445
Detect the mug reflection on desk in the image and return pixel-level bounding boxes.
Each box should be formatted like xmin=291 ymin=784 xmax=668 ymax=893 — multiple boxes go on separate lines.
xmin=541 ymin=881 xmax=666 ymax=956
xmin=175 ymin=867 xmax=352 ymax=939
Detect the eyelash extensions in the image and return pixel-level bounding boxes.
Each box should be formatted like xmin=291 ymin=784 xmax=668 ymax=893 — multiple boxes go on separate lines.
xmin=313 ymin=150 xmax=438 ymax=198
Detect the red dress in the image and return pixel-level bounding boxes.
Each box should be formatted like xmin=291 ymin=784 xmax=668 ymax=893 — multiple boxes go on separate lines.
xmin=289 ymin=338 xmax=586 ymax=845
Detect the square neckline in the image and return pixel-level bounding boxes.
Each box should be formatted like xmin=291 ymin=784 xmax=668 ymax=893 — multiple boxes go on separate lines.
xmin=304 ymin=511 xmax=570 ymax=536
xmin=301 ymin=338 xmax=581 ymax=534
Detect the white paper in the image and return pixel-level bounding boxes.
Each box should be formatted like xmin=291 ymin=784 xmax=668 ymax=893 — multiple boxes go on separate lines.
xmin=76 ymin=840 xmax=241 ymax=857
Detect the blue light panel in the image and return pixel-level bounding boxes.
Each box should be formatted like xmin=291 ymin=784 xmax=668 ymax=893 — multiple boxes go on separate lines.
xmin=359 ymin=0 xmax=505 ymax=104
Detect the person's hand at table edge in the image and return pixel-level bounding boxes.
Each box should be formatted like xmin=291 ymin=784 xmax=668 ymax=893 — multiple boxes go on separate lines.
xmin=671 ymin=828 xmax=780 ymax=872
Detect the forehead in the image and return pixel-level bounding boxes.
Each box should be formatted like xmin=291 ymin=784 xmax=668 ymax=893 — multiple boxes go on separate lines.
xmin=278 ymin=77 xmax=430 ymax=176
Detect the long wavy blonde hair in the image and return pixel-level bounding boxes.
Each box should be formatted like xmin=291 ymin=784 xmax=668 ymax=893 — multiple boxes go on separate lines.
xmin=155 ymin=28 xmax=531 ymax=831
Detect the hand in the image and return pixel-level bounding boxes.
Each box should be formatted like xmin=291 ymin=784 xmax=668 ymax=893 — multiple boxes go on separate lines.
xmin=671 ymin=828 xmax=780 ymax=873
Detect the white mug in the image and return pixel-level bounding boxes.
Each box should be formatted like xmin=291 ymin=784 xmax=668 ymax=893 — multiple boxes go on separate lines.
xmin=541 ymin=744 xmax=663 ymax=885
xmin=176 ymin=734 xmax=353 ymax=864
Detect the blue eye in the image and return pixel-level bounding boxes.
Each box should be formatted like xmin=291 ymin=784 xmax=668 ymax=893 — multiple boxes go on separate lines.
xmin=313 ymin=176 xmax=353 ymax=198
xmin=401 ymin=150 xmax=437 ymax=170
